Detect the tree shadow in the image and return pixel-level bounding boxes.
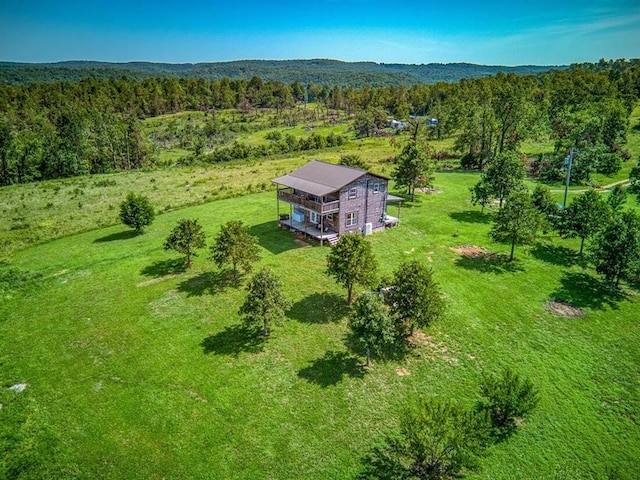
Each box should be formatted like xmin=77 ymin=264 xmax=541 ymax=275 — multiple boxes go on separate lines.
xmin=454 ymin=254 xmax=525 ymax=274
xmin=550 ymin=271 xmax=627 ymax=310
xmin=297 ymin=350 xmax=365 ymax=387
xmin=288 ymin=292 xmax=349 ymax=323
xmin=140 ymin=258 xmax=188 ymax=277
xmin=344 ymin=330 xmax=411 ymax=364
xmin=201 ymin=324 xmax=264 ymax=356
xmin=94 ymin=229 xmax=139 ymax=243
xmin=530 ymin=243 xmax=579 ymax=268
xmin=249 ymin=221 xmax=304 ymax=255
xmin=449 ymin=210 xmax=492 ymax=224
xmin=176 ymin=269 xmax=238 ymax=297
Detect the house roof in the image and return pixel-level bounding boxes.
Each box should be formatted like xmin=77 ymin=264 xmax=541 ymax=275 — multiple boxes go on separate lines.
xmin=272 ymin=160 xmax=385 ymax=197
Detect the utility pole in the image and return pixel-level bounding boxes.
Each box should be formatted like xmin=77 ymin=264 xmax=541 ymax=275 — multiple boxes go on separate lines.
xmin=563 ymin=147 xmax=575 ymax=209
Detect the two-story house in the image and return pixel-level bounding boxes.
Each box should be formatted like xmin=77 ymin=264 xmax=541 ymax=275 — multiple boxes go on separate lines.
xmin=272 ymin=160 xmax=399 ymax=245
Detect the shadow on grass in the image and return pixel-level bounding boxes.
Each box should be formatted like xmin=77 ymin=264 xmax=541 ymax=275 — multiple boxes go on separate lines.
xmin=449 ymin=210 xmax=492 ymax=224
xmin=454 ymin=254 xmax=525 ymax=274
xmin=551 ymin=271 xmax=626 ymax=310
xmin=201 ymin=324 xmax=264 ymax=356
xmin=94 ymin=229 xmax=139 ymax=243
xmin=289 ymin=292 xmax=349 ymax=323
xmin=177 ymin=269 xmax=238 ymax=297
xmin=297 ymin=350 xmax=364 ymax=387
xmin=141 ymin=258 xmax=188 ymax=277
xmin=249 ymin=221 xmax=303 ymax=255
xmin=344 ymin=331 xmax=411 ymax=364
xmin=530 ymin=243 xmax=579 ymax=268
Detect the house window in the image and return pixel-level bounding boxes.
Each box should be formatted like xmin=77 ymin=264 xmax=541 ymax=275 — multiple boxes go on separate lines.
xmin=346 ymin=211 xmax=358 ymax=227
xmin=373 ymin=183 xmax=380 ymax=194
xmin=326 ymin=213 xmax=334 ymax=222
xmin=348 ymin=187 xmax=357 ymax=199
xmin=310 ymin=211 xmax=320 ymax=224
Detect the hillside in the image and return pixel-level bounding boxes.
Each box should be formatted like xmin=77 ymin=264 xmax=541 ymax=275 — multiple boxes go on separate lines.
xmin=0 ymin=59 xmax=565 ymax=86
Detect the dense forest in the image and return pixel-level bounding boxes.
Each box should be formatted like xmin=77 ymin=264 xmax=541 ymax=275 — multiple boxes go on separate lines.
xmin=0 ymin=59 xmax=639 ymax=186
xmin=0 ymin=59 xmax=566 ymax=87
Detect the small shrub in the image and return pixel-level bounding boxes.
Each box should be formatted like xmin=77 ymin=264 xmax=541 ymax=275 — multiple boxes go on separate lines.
xmin=478 ymin=367 xmax=539 ymax=437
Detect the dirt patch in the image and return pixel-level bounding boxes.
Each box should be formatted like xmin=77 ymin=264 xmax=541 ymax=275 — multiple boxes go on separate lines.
xmin=294 ymin=239 xmax=310 ymax=247
xmin=545 ymin=301 xmax=585 ymax=318
xmin=409 ymin=330 xmax=458 ymax=365
xmin=396 ymin=367 xmax=411 ymax=376
xmin=450 ymin=245 xmax=497 ymax=259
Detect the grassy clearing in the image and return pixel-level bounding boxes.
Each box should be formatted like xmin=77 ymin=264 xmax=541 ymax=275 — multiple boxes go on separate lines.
xmin=1 ymin=171 xmax=639 ymax=479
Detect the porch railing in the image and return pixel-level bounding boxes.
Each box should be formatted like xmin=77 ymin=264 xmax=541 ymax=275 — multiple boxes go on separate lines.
xmin=278 ymin=191 xmax=340 ymax=213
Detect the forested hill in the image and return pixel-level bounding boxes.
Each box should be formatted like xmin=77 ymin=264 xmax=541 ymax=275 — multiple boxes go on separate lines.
xmin=0 ymin=59 xmax=565 ymax=86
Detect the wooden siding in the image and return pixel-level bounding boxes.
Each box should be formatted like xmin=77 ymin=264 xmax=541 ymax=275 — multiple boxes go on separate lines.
xmin=338 ymin=174 xmax=388 ymax=235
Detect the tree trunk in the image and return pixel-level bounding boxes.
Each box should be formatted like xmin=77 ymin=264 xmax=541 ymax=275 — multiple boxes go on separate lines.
xmin=365 ymin=347 xmax=371 ymax=367
xmin=347 ymin=284 xmax=354 ymax=304
xmin=263 ymin=320 xmax=269 ymax=336
xmin=579 ymin=237 xmax=585 ymax=256
xmin=509 ymin=238 xmax=516 ymax=261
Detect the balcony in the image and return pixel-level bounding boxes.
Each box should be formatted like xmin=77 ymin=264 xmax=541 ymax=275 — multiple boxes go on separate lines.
xmin=278 ymin=190 xmax=340 ymax=213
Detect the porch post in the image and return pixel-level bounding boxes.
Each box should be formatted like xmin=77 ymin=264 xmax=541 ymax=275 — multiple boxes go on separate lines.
xmin=276 ymin=187 xmax=280 ymax=224
xmin=320 ymin=206 xmax=324 ymax=246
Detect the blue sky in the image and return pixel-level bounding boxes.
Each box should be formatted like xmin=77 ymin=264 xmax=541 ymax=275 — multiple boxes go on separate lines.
xmin=1 ymin=0 xmax=638 ymax=65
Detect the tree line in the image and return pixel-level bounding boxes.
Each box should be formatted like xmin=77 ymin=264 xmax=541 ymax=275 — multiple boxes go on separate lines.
xmin=1 ymin=59 xmax=639 ymax=186
xmin=0 ymin=59 xmax=567 ymax=87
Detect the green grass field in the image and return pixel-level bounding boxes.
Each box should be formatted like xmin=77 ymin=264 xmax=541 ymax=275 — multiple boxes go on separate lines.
xmin=2 ymin=171 xmax=639 ymax=479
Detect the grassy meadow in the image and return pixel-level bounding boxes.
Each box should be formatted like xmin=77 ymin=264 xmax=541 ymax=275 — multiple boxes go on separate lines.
xmin=2 ymin=168 xmax=640 ymax=479
xmin=2 ymin=104 xmax=640 ymax=479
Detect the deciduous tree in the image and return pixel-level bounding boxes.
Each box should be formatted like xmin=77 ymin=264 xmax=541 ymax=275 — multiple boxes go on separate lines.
xmin=589 ymin=210 xmax=640 ymax=288
xmin=359 ymin=399 xmax=485 ymax=480
xmin=490 ymin=191 xmax=541 ymax=261
xmin=163 ymin=218 xmax=206 ymax=267
xmin=210 ymin=220 xmax=260 ymax=279
xmin=326 ymin=234 xmax=378 ymax=304
xmin=558 ymin=189 xmax=610 ymax=256
xmin=473 ymin=151 xmax=526 ymax=208
xmin=478 ymin=367 xmax=539 ymax=438
xmin=386 ymin=260 xmax=445 ymax=336
xmin=119 ymin=192 xmax=155 ymax=234
xmin=339 ymin=154 xmax=368 ymax=170
xmin=531 ymin=184 xmax=560 ymax=231
xmin=392 ymin=138 xmax=435 ymax=202
xmin=239 ymin=267 xmax=290 ymax=336
xmin=348 ymin=294 xmax=396 ymax=367
xmin=607 ymin=184 xmax=627 ymax=213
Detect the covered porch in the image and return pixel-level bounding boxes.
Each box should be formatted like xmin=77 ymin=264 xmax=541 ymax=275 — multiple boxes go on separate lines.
xmin=277 ymin=217 xmax=339 ymax=245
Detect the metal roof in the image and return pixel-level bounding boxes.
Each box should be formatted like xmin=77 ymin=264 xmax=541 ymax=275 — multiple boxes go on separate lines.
xmin=272 ymin=160 xmax=371 ymax=197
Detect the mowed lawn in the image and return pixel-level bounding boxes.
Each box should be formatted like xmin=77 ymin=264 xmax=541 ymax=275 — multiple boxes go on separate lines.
xmin=1 ymin=172 xmax=639 ymax=479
